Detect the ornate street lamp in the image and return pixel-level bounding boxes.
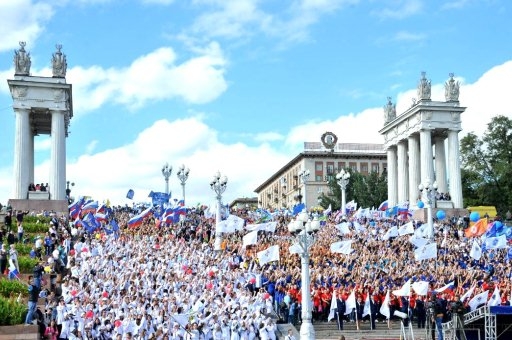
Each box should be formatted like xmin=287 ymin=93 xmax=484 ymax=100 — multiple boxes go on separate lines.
xmin=66 ymin=181 xmax=75 ymax=202
xmin=298 ymin=169 xmax=310 ymax=207
xmin=288 ymin=211 xmax=320 ymax=340
xmin=336 ymin=169 xmax=350 ymax=215
xmin=176 ymin=164 xmax=190 ymax=204
xmin=162 ymin=163 xmax=173 ymax=195
xmin=210 ymin=171 xmax=228 ymax=251
xmin=418 ymin=180 xmax=438 ymax=240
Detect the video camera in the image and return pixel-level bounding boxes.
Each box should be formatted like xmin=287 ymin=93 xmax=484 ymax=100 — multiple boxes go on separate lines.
xmin=450 ymin=301 xmax=465 ymax=315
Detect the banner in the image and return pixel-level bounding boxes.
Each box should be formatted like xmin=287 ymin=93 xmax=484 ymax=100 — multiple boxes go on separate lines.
xmin=257 ymin=245 xmax=280 ymax=265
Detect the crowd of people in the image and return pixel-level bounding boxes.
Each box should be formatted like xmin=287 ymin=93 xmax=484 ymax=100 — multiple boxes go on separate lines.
xmin=2 ymin=203 xmax=511 ymax=340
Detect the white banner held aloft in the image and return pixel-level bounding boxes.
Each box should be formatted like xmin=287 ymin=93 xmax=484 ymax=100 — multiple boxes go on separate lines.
xmin=330 ymin=240 xmax=353 ymax=254
xmin=414 ymin=243 xmax=437 ymax=261
xmin=242 ymin=230 xmax=258 ymax=247
xmin=257 ymin=245 xmax=280 ymax=266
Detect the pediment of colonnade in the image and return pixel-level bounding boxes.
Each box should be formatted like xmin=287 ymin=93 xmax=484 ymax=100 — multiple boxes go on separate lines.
xmin=379 ymin=101 xmax=466 ymax=149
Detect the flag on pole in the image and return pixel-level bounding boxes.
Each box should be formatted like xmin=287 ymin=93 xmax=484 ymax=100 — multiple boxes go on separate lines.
xmin=328 ymin=291 xmax=337 ymax=322
xmin=398 ymin=222 xmax=414 ymax=236
xmin=257 ymin=245 xmax=280 ymax=266
xmin=470 ymin=240 xmax=482 ymax=260
xmin=461 ymin=285 xmax=475 ymax=303
xmin=393 ymin=279 xmax=411 ymax=297
xmin=412 ymin=281 xmax=429 ymax=296
xmin=484 ymin=235 xmax=507 ymax=250
xmin=487 ymin=286 xmax=501 ymax=307
xmin=468 ymin=290 xmax=489 ymax=311
xmin=435 ymin=281 xmax=455 ymax=293
xmin=330 ymin=240 xmax=353 ymax=254
xmin=345 ymin=290 xmax=356 ymax=315
xmin=242 ymin=230 xmax=258 ymax=247
xmin=380 ymin=290 xmax=390 ymax=319
xmin=363 ymin=293 xmax=371 ymax=317
xmin=414 ymin=243 xmax=437 ymax=261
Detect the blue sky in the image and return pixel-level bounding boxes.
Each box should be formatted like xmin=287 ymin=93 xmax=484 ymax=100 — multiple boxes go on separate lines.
xmin=0 ymin=0 xmax=511 ymax=207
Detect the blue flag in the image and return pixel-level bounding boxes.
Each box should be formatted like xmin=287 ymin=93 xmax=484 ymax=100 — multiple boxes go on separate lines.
xmin=126 ymin=189 xmax=134 ymax=200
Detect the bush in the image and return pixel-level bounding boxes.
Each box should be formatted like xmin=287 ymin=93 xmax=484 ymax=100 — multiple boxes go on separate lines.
xmin=0 ymin=296 xmax=27 ymax=325
xmin=0 ymin=278 xmax=28 ymax=298
xmin=23 ymin=216 xmax=51 ymax=224
xmin=18 ymin=256 xmax=39 ymax=274
xmin=14 ymin=243 xmax=34 ymax=256
xmin=22 ymin=221 xmax=50 ymax=234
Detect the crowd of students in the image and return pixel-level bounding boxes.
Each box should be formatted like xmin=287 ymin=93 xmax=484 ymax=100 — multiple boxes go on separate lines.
xmin=5 ymin=204 xmax=511 ymax=340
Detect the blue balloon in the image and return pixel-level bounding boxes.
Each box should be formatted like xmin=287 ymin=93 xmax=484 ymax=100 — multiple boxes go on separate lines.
xmin=436 ymin=210 xmax=446 ymax=220
xmin=470 ymin=211 xmax=480 ymax=222
xmin=417 ymin=201 xmax=425 ymax=209
xmin=495 ymin=221 xmax=503 ymax=232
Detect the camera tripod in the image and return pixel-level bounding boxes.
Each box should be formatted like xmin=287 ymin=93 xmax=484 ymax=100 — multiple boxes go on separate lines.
xmin=450 ymin=314 xmax=467 ymax=340
xmin=426 ymin=312 xmax=436 ymax=340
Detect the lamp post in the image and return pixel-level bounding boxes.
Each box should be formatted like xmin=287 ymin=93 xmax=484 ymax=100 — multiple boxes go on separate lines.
xmin=176 ymin=164 xmax=190 ymax=204
xmin=288 ymin=211 xmax=320 ymax=340
xmin=66 ymin=181 xmax=74 ymax=202
xmin=418 ymin=180 xmax=438 ymax=240
xmin=162 ymin=163 xmax=173 ymax=195
xmin=210 ymin=171 xmax=228 ymax=251
xmin=298 ymin=169 xmax=310 ymax=207
xmin=336 ymin=169 xmax=350 ymax=215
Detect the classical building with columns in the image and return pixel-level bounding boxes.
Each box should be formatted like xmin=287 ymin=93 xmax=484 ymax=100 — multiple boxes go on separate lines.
xmin=254 ymin=137 xmax=387 ymax=210
xmin=7 ymin=42 xmax=73 ymax=212
xmin=379 ymin=72 xmax=464 ymax=209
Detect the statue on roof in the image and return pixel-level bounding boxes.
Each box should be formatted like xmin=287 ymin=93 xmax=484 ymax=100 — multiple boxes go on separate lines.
xmin=14 ymin=41 xmax=31 ymax=76
xmin=417 ymin=71 xmax=431 ymax=101
xmin=444 ymin=73 xmax=460 ymax=102
xmin=383 ymin=96 xmax=396 ymax=124
xmin=52 ymin=44 xmax=67 ymax=78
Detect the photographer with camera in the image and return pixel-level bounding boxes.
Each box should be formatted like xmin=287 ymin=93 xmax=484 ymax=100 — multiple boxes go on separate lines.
xmin=449 ymin=294 xmax=466 ymax=340
xmin=427 ymin=294 xmax=445 ymax=340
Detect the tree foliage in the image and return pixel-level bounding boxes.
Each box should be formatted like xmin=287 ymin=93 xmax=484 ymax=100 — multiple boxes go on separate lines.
xmin=318 ymin=170 xmax=387 ymax=210
xmin=460 ymin=115 xmax=512 ymax=215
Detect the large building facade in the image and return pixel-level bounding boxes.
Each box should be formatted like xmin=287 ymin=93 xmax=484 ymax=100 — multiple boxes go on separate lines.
xmin=254 ymin=140 xmax=387 ymax=210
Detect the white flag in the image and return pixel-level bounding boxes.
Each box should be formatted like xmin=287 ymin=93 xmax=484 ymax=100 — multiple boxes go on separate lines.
xmin=412 ymin=281 xmax=429 ymax=296
xmin=353 ymin=221 xmax=366 ymax=233
xmin=362 ymin=293 xmax=371 ymax=317
xmin=414 ymin=243 xmax=437 ymax=261
xmin=246 ymin=221 xmax=277 ymax=233
xmin=383 ymin=226 xmax=398 ymax=240
xmin=485 ymin=235 xmax=507 ymax=250
xmin=257 ymin=245 xmax=280 ymax=266
xmin=393 ymin=279 xmax=411 ymax=297
xmin=330 ymin=240 xmax=353 ymax=254
xmin=324 ymin=204 xmax=332 ymax=216
xmin=328 ymin=291 xmax=337 ymax=321
xmin=226 ymin=214 xmax=246 ymax=231
xmin=345 ymin=290 xmax=356 ymax=315
xmin=487 ymin=286 xmax=501 ymax=307
xmin=468 ymin=290 xmax=489 ymax=311
xmin=398 ymin=222 xmax=414 ymax=236
xmin=336 ymin=222 xmax=351 ymax=235
xmin=242 ymin=230 xmax=258 ymax=247
xmin=216 ymin=220 xmax=234 ymax=233
xmin=461 ymin=285 xmax=475 ymax=303
xmin=469 ymin=240 xmax=482 ymax=260
xmin=409 ymin=235 xmax=429 ymax=248
xmin=414 ymin=224 xmax=429 ymax=238
xmin=380 ymin=290 xmax=390 ymax=319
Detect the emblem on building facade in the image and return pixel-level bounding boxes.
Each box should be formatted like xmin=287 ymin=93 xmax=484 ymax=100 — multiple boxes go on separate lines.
xmin=321 ymin=132 xmax=338 ymax=151
xmin=444 ymin=73 xmax=460 ymax=102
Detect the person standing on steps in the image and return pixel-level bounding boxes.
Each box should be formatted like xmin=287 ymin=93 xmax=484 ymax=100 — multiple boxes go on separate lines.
xmin=25 ymin=276 xmax=41 ymax=325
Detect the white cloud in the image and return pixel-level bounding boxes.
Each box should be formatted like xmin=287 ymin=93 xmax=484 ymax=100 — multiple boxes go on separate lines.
xmin=441 ymin=0 xmax=471 ymax=10
xmin=393 ymin=31 xmax=426 ymax=42
xmin=373 ymin=0 xmax=423 ymax=20
xmin=253 ymin=132 xmax=285 ymax=143
xmin=34 ymin=138 xmax=51 ymax=152
xmin=0 ymin=0 xmax=54 ymax=53
xmin=85 ymin=140 xmax=98 ymax=154
xmin=1 ymin=61 xmax=511 ymax=206
xmin=0 ymin=42 xmax=229 ymax=116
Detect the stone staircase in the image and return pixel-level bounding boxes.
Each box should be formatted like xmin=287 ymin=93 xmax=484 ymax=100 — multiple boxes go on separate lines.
xmin=0 ymin=325 xmax=39 ymax=340
xmin=278 ymin=320 xmax=430 ymax=340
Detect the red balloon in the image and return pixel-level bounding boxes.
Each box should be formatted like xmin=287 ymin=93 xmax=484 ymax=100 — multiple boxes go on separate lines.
xmin=206 ymin=282 xmax=213 ymax=290
xmin=81 ymin=247 xmax=88 ymax=253
xmin=102 ymin=291 xmax=109 ymax=298
xmin=249 ymin=278 xmax=256 ymax=284
xmin=85 ymin=310 xmax=94 ymax=319
xmin=208 ymin=271 xmax=215 ymax=277
xmin=71 ymin=290 xmax=78 ymax=297
xmin=263 ymin=293 xmax=270 ymax=300
xmin=114 ymin=320 xmax=122 ymax=328
xmin=69 ymin=249 xmax=76 ymax=256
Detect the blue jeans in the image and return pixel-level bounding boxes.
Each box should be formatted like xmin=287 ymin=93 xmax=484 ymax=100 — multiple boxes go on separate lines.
xmin=435 ymin=316 xmax=444 ymax=340
xmin=25 ymin=300 xmax=37 ymax=324
xmin=34 ymin=277 xmax=41 ymax=290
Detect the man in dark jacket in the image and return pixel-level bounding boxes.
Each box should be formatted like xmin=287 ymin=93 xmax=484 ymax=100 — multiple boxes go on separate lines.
xmin=25 ymin=276 xmax=41 ymax=325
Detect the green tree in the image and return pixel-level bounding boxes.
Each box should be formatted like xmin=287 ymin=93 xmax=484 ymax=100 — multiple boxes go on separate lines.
xmin=317 ymin=170 xmax=387 ymax=210
xmin=460 ymin=115 xmax=512 ymax=215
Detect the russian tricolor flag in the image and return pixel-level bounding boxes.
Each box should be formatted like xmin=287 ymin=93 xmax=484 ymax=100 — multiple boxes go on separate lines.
xmin=434 ymin=281 xmax=455 ymax=294
xmin=128 ymin=207 xmax=153 ymax=228
xmin=378 ymin=200 xmax=389 ymax=211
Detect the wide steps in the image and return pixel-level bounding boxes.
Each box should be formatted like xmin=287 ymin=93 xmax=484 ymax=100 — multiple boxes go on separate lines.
xmin=0 ymin=325 xmax=39 ymax=340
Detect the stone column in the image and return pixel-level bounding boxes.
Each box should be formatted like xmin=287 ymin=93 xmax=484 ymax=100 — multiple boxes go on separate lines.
xmin=434 ymin=136 xmax=447 ymax=194
xmin=419 ymin=129 xmax=434 ymax=185
xmin=397 ymin=141 xmax=409 ymax=204
xmin=27 ymin=130 xmax=36 ymax=184
xmin=387 ymin=147 xmax=398 ymax=207
xmin=13 ymin=108 xmax=31 ymax=199
xmin=408 ymin=134 xmax=421 ymax=204
xmin=448 ymin=130 xmax=463 ymax=208
xmin=50 ymin=110 xmax=67 ymax=200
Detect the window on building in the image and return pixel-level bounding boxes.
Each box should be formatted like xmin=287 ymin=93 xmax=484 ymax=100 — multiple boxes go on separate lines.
xmin=349 ymin=162 xmax=358 ymax=172
xmin=361 ymin=162 xmax=368 ymax=175
xmin=371 ymin=163 xmax=380 ymax=173
xmin=326 ymin=162 xmax=334 ymax=174
xmin=337 ymin=162 xmax=346 ymax=171
xmin=315 ymin=162 xmax=323 ymax=171
xmin=315 ymin=162 xmax=323 ymax=182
